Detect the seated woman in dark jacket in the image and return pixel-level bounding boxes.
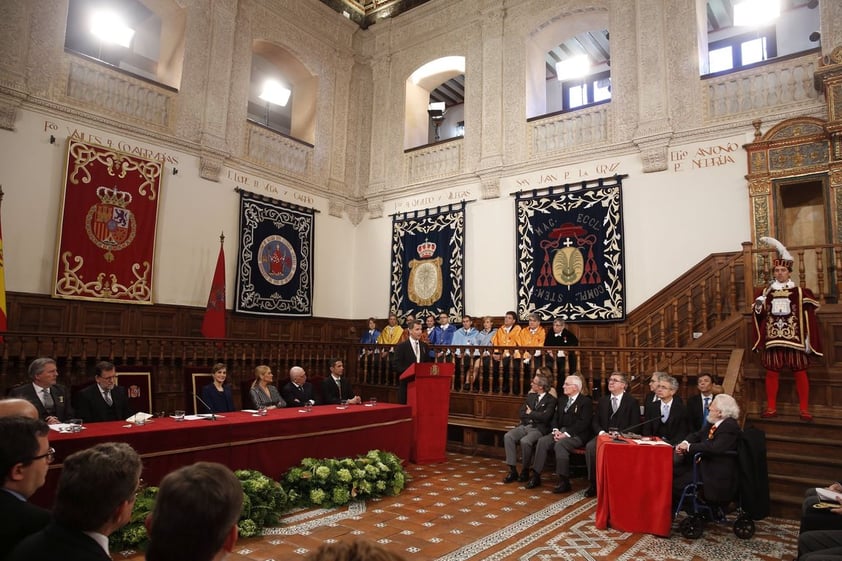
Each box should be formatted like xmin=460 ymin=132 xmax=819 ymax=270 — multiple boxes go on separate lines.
xmin=200 ymin=363 xmax=235 ymax=413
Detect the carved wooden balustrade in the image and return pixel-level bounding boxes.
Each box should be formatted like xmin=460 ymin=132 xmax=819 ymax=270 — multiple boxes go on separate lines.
xmin=619 ymin=241 xmax=842 ymax=349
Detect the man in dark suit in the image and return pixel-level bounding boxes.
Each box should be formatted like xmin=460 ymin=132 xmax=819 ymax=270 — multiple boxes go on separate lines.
xmin=0 ymin=416 xmax=52 ymax=559
xmin=583 ymin=371 xmax=640 ymax=497
xmin=503 ymin=374 xmax=558 ymax=483
xmin=543 ymin=318 xmax=579 ymax=377
xmin=673 ymin=393 xmax=741 ymax=506
xmin=321 ymin=359 xmax=361 ymax=405
xmin=145 ymin=462 xmax=243 ymax=561
xmin=281 ymin=365 xmax=318 ymax=407
xmin=643 ymin=374 xmax=690 ymax=445
xmin=391 ymin=319 xmax=433 ymax=404
xmin=7 ymin=442 xmax=142 ymax=561
xmin=73 ymin=361 xmax=133 ymax=423
xmin=529 ymin=374 xmax=593 ymax=493
xmin=9 ymin=357 xmax=74 ymax=424
xmin=686 ymin=373 xmax=717 ymax=433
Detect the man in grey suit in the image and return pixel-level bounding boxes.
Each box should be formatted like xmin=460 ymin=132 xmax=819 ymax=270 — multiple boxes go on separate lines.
xmin=9 ymin=358 xmax=74 ymax=424
xmin=503 ymin=374 xmax=558 ymax=483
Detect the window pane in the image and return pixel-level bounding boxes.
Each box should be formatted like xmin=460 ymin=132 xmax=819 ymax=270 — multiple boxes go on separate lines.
xmin=709 ymin=46 xmax=733 ymax=73
xmin=741 ymin=38 xmax=767 ymax=66
xmin=568 ymin=84 xmax=587 ymax=109
xmin=593 ymin=78 xmax=611 ymax=102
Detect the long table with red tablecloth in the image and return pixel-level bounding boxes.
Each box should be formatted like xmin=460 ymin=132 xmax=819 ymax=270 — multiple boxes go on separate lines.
xmin=32 ymin=403 xmax=412 ymax=507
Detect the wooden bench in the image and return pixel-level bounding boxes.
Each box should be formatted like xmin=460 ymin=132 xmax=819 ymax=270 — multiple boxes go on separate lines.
xmin=447 ymin=414 xmax=587 ymax=475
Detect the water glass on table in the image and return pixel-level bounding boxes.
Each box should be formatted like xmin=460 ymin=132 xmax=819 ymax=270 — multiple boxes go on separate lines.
xmin=174 ymin=410 xmax=185 ymax=422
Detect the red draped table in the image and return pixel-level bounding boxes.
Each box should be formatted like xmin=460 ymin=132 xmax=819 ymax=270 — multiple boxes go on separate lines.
xmin=594 ymin=434 xmax=673 ymax=537
xmin=33 ymin=403 xmax=412 ymax=506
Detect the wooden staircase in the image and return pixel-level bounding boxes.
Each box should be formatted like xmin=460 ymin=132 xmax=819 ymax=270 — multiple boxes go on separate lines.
xmin=620 ymin=242 xmax=842 ymax=520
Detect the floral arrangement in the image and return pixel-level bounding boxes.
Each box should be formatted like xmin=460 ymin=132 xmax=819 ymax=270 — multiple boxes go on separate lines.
xmin=108 ymin=449 xmax=406 ymax=550
xmin=235 ymin=469 xmax=288 ymax=537
xmin=282 ymin=449 xmax=406 ymax=508
xmin=109 ymin=485 xmax=158 ymax=552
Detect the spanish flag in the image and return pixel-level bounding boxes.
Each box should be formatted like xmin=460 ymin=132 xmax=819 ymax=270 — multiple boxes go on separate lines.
xmin=201 ymin=234 xmax=226 ymax=339
xmin=0 ymin=187 xmax=6 ymax=342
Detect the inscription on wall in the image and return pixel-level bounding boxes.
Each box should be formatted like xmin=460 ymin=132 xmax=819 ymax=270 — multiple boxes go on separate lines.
xmin=42 ymin=120 xmax=180 ymax=165
xmin=225 ymin=168 xmax=315 ymax=207
xmin=388 ymin=187 xmax=475 ymax=214
xmin=670 ymin=141 xmax=740 ymax=172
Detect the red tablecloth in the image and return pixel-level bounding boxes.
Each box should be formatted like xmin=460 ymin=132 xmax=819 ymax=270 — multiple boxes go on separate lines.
xmin=594 ymin=434 xmax=673 ymax=537
xmin=32 ymin=403 xmax=412 ymax=507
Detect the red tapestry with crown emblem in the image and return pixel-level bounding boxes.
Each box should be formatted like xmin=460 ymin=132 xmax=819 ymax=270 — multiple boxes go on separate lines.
xmin=52 ymin=139 xmax=162 ymax=304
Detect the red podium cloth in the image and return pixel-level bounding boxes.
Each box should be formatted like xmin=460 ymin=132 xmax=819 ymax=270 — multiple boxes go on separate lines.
xmin=401 ymin=363 xmax=452 ymax=463
xmin=595 ymin=434 xmax=673 ymax=537
xmin=33 ymin=403 xmax=412 ymax=507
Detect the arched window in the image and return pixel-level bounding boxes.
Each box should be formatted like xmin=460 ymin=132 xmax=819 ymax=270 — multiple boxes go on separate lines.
xmin=703 ymin=0 xmax=820 ymax=75
xmin=248 ymin=41 xmax=317 ymax=145
xmin=404 ymin=56 xmax=465 ymax=150
xmin=64 ymin=0 xmax=186 ymax=90
xmin=525 ymin=11 xmax=610 ymax=119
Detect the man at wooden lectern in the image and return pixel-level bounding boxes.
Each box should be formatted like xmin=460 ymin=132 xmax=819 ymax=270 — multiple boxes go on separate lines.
xmin=392 ymin=320 xmax=432 ymax=404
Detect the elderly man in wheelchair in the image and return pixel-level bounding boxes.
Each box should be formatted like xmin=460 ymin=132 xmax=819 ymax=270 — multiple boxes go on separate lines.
xmin=671 ymin=393 xmax=755 ymax=539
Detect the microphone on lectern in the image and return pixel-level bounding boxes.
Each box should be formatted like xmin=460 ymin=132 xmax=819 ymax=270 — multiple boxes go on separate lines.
xmin=193 ymin=393 xmax=217 ymax=421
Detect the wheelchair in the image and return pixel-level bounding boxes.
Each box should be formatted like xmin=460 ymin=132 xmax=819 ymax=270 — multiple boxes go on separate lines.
xmin=673 ymin=451 xmax=756 ymax=540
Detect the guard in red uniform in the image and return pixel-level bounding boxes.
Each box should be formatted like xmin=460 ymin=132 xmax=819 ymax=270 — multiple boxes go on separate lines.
xmin=752 ymin=237 xmax=822 ymax=422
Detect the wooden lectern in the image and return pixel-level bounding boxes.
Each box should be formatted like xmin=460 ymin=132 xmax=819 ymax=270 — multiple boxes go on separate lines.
xmin=399 ymin=362 xmax=453 ymax=463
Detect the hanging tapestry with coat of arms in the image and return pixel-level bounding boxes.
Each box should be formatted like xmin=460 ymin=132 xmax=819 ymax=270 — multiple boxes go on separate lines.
xmin=53 ymin=139 xmax=162 ymax=304
xmin=515 ymin=176 xmax=626 ymax=322
xmin=235 ymin=190 xmax=313 ymax=316
xmin=390 ymin=202 xmax=465 ymax=320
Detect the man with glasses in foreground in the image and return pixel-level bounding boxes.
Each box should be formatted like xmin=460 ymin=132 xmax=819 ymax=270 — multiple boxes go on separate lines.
xmin=74 ymin=361 xmax=134 ymax=422
xmin=0 ymin=416 xmax=52 ymax=558
xmin=8 ymin=441 xmax=142 ymax=561
xmin=583 ymin=372 xmax=640 ymax=497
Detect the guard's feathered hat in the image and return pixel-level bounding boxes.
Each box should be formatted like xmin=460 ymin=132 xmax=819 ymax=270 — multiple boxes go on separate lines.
xmin=760 ymin=236 xmax=793 ymax=272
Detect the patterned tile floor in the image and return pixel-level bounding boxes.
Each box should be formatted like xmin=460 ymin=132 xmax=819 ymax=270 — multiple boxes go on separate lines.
xmin=117 ymin=452 xmax=799 ymax=561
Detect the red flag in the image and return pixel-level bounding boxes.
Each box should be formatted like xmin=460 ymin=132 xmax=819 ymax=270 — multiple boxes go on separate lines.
xmin=201 ymin=242 xmax=226 ymax=339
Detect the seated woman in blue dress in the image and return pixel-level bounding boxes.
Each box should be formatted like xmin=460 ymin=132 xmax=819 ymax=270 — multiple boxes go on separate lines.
xmin=200 ymin=362 xmax=235 ymax=413
xmin=249 ymin=364 xmax=286 ymax=409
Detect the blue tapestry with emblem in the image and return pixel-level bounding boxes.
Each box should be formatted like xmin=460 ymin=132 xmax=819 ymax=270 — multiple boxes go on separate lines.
xmin=390 ymin=203 xmax=465 ymax=320
xmin=235 ymin=190 xmax=313 ymax=316
xmin=515 ymin=176 xmax=626 ymax=322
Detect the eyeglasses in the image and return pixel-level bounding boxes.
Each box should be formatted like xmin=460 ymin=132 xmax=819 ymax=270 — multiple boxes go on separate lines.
xmin=608 ymin=378 xmax=624 ymax=383
xmin=98 ymin=375 xmax=118 ymax=381
xmin=29 ymin=447 xmax=56 ymax=464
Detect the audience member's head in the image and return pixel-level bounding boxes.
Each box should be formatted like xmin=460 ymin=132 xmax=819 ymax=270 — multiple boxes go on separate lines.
xmin=0 ymin=398 xmax=39 ymax=419
xmin=290 ymin=366 xmax=307 ymax=386
xmin=329 ymin=359 xmax=345 ymax=377
xmin=607 ymin=372 xmax=628 ymax=395
xmin=425 ymin=315 xmax=435 ymax=329
xmin=252 ymin=365 xmax=272 ymax=388
xmin=562 ymin=375 xmax=582 ymax=396
xmin=407 ymin=320 xmax=423 ymax=340
xmin=145 ymin=462 xmax=243 ymax=561
xmin=696 ymin=373 xmax=713 ymax=395
xmin=656 ymin=375 xmax=679 ymax=401
xmin=0 ymin=416 xmax=51 ymax=498
xmin=94 ymin=360 xmax=118 ymax=392
xmin=482 ymin=316 xmax=493 ymax=331
xmin=28 ymin=358 xmax=58 ymax=388
xmin=649 ymin=371 xmax=667 ymax=392
xmin=531 ymin=374 xmax=551 ymax=394
xmin=367 ymin=317 xmax=377 ymax=330
xmin=711 ymin=394 xmax=740 ymax=421
xmin=53 ymin=442 xmax=142 ymax=535
xmin=503 ymin=311 xmax=517 ymax=326
xmin=305 ymin=539 xmax=407 ymax=561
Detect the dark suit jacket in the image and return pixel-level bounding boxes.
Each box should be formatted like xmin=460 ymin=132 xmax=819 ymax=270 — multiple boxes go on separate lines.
xmin=592 ymin=392 xmax=639 ymax=434
xmin=281 ymin=381 xmax=317 ymax=407
xmin=518 ymin=392 xmax=558 ymax=435
xmin=0 ymin=489 xmax=51 ymax=560
xmin=686 ymin=393 xmax=714 ymax=433
xmin=553 ymin=393 xmax=593 ymax=442
xmin=8 ymin=383 xmax=74 ymax=422
xmin=200 ymin=383 xmax=235 ymax=413
xmin=73 ymin=383 xmax=132 ymax=422
xmin=643 ymin=398 xmax=690 ymax=444
xmin=321 ymin=376 xmax=355 ymax=405
xmin=7 ymin=521 xmax=112 ymax=561
xmin=681 ymin=416 xmax=741 ymax=502
xmin=391 ymin=338 xmax=433 ymax=376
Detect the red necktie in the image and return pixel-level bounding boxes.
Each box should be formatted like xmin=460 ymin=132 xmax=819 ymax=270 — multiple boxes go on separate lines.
xmin=707 ymin=424 xmax=717 ymax=440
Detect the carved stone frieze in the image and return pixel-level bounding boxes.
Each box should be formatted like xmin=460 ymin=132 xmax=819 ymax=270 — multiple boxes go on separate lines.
xmin=478 ymin=173 xmax=501 ymax=200
xmin=752 ymin=196 xmax=770 ymax=240
xmin=367 ymin=198 xmax=384 ymax=219
xmin=200 ymin=149 xmax=227 ymax=182
xmin=346 ymin=204 xmax=366 ymax=226
xmin=0 ymin=95 xmax=22 ymax=131
xmin=748 ymin=178 xmax=771 ymax=197
xmin=328 ymin=200 xmax=344 ymax=218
